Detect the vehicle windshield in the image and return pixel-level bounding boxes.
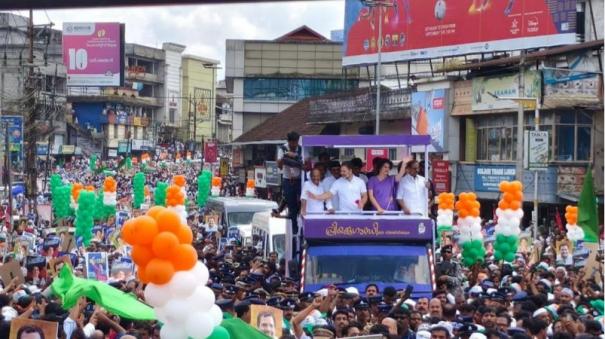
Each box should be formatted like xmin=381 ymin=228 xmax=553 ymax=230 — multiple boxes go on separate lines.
xmin=227 ymin=212 xmax=256 ymax=227
xmin=305 ymin=245 xmax=430 ymax=285
xmin=273 ymin=234 xmax=285 ymax=258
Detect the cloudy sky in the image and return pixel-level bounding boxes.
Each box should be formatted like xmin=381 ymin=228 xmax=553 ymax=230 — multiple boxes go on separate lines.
xmin=23 ymin=1 xmax=344 ymax=79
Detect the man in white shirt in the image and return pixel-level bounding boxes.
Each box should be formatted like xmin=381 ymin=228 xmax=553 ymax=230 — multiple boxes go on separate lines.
xmin=320 ymin=161 xmax=341 ymax=210
xmin=301 ymin=169 xmax=332 ymax=216
xmin=396 ymin=160 xmax=429 ymax=217
xmin=309 ymin=162 xmax=367 ymax=212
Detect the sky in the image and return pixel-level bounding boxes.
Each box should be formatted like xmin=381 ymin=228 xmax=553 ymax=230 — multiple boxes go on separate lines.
xmin=23 ymin=1 xmax=344 ymax=80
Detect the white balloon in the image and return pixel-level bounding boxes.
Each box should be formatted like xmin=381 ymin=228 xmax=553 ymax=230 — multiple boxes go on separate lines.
xmin=514 ymin=209 xmax=524 ymax=218
xmin=168 ymin=271 xmax=198 ymax=298
xmin=164 ymin=298 xmax=191 ymax=325
xmin=188 ymin=286 xmax=216 ymax=312
xmin=154 ymin=307 xmax=169 ymax=324
xmin=209 ymin=304 xmax=223 ymax=327
xmin=185 ymin=312 xmax=215 ymax=339
xmin=160 ymin=323 xmax=188 ymax=339
xmin=144 ymin=283 xmax=172 ymax=308
xmin=192 ymin=262 xmax=210 ymax=284
xmin=503 ymin=210 xmax=516 ymax=220
xmin=495 ymin=208 xmax=505 ymax=218
xmin=470 ymin=224 xmax=482 ymax=236
xmin=458 ymin=234 xmax=470 ymax=244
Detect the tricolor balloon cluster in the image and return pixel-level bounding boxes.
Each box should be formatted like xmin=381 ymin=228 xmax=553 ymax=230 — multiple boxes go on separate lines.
xmin=197 ymin=171 xmax=212 ymax=208
xmin=75 ymin=189 xmax=96 ymax=246
xmin=71 ymin=183 xmax=83 ymax=210
xmin=154 ymin=182 xmax=168 ymax=207
xmin=166 ymin=182 xmax=187 ymax=225
xmin=50 ymin=174 xmax=73 ymax=219
xmin=564 ymin=205 xmax=584 ymax=242
xmin=493 ymin=181 xmax=524 ymax=262
xmin=455 ymin=192 xmax=485 ymax=267
xmin=211 ymin=177 xmax=222 ymax=196
xmin=436 ymin=193 xmax=455 ymax=245
xmin=121 ymin=207 xmax=224 ymax=338
xmin=133 ymin=172 xmax=146 ymax=209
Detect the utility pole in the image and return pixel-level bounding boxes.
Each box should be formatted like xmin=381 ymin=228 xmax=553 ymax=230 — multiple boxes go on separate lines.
xmin=193 ymin=96 xmax=197 ymax=150
xmin=24 ymin=9 xmax=38 ymax=201
xmin=515 ymin=52 xmax=525 ymax=182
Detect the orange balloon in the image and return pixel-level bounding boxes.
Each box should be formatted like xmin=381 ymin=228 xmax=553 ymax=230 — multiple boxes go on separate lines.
xmin=504 ymin=192 xmax=515 ymax=203
xmin=173 ymin=175 xmax=186 ymax=187
xmin=132 ymin=245 xmax=154 ymax=267
xmin=509 ymin=200 xmax=521 ymax=210
xmin=152 ymin=232 xmax=180 ymax=258
xmin=471 ymin=208 xmax=480 ymax=217
xmin=176 ymin=226 xmax=193 ymax=244
xmin=85 ymin=185 xmax=95 ymax=191
xmin=499 ymin=181 xmax=511 ymax=193
xmin=513 ymin=190 xmax=523 ymax=201
xmin=156 ymin=210 xmax=182 ymax=234
xmin=171 ymin=244 xmax=198 ymax=271
xmin=137 ymin=266 xmax=148 ymax=283
xmin=134 ymin=216 xmax=159 ymax=245
xmin=146 ymin=206 xmax=166 ymax=219
xmin=121 ymin=219 xmax=137 ymax=245
xmin=212 ymin=177 xmax=222 ymax=186
xmin=498 ymin=200 xmax=509 ymax=210
xmin=458 ymin=209 xmax=469 ymax=218
xmin=145 ymin=259 xmax=175 ymax=285
xmin=511 ymin=181 xmax=523 ymax=192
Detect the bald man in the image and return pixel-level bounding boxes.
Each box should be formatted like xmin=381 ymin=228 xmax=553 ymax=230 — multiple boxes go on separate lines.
xmin=381 ymin=317 xmax=398 ymax=335
xmin=429 ymin=298 xmax=443 ymax=319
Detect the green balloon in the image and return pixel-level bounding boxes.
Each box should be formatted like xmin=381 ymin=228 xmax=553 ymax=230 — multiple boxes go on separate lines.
xmin=504 ymin=252 xmax=516 ymax=262
xmin=207 ymin=326 xmax=231 ymax=339
xmin=154 ymin=182 xmax=168 ymax=207
xmin=133 ymin=172 xmax=146 ymax=209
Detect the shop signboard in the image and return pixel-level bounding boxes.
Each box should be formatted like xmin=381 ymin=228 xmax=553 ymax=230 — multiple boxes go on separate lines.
xmin=472 ymin=70 xmax=541 ymax=111
xmin=62 ymin=22 xmax=124 ymax=87
xmin=432 ymin=160 xmax=450 ymax=193
xmin=254 ymin=167 xmax=267 ymax=188
xmin=474 ymin=165 xmax=516 ymax=192
xmin=342 ymin=0 xmax=576 ymax=66
xmin=117 ymin=141 xmax=129 ymax=154
xmin=411 ymin=89 xmax=446 ymax=152
xmin=204 ymin=140 xmax=218 ymax=163
xmin=0 ymin=115 xmax=23 ymax=161
xmin=526 ymin=131 xmax=549 ymax=171
xmin=543 ymin=69 xmax=602 ymax=108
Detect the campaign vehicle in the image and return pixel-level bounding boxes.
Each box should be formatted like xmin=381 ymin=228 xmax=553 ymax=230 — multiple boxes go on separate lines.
xmin=206 ymin=197 xmax=278 ymax=242
xmin=298 ymin=135 xmax=436 ymax=298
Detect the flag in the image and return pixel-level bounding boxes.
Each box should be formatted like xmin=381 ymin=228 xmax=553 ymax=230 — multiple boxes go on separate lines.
xmin=578 ymin=168 xmax=599 ymax=243
xmin=52 ymin=265 xmax=155 ymax=320
xmin=220 ymin=318 xmax=269 ymax=339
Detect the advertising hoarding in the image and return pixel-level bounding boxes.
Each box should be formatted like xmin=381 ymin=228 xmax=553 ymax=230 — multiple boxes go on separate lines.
xmin=343 ymin=0 xmax=576 ymax=66
xmin=411 ymin=89 xmax=446 ymax=152
xmin=527 ymin=131 xmax=549 ymax=171
xmin=63 ymin=22 xmax=124 ymax=87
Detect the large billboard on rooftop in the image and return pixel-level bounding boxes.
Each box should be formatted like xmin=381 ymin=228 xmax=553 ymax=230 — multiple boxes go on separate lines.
xmin=343 ymin=0 xmax=577 ymax=66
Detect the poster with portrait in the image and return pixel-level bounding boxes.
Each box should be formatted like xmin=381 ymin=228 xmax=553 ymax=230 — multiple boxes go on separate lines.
xmin=9 ymin=318 xmax=58 ymax=339
xmin=250 ymin=305 xmax=283 ymax=339
xmin=85 ymin=252 xmax=109 ymax=281
xmin=555 ymin=239 xmax=574 ymax=267
xmin=110 ymin=261 xmax=134 ymax=281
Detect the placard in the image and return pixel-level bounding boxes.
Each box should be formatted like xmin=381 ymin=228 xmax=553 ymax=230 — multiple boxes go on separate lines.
xmin=265 ymin=161 xmax=281 ymax=187
xmin=432 ymin=160 xmax=451 ymax=194
xmin=9 ymin=318 xmax=58 ymax=339
xmin=0 ymin=261 xmax=24 ymax=285
xmin=255 ymin=167 xmax=267 ymax=188
xmin=527 ymin=131 xmax=549 ymax=171
xmin=250 ymin=305 xmax=283 ymax=338
xmin=85 ymin=252 xmax=109 ymax=281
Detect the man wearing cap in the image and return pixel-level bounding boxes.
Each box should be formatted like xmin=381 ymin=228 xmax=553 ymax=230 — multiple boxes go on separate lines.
xmin=391 ymin=307 xmax=415 ymax=339
xmin=279 ymin=298 xmax=296 ymax=335
xmin=430 ymin=325 xmax=451 ymax=339
xmin=436 ymin=245 xmax=462 ymax=286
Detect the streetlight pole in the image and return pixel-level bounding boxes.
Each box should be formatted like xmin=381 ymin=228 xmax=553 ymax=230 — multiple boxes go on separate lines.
xmin=363 ymin=0 xmax=393 ymax=135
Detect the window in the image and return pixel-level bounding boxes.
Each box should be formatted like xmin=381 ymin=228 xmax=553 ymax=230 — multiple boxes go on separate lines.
xmin=169 ymin=109 xmax=176 ymax=124
xmin=244 ymin=78 xmax=359 ymax=101
xmin=475 ymin=115 xmax=517 ymax=161
xmin=520 ymin=111 xmax=593 ymax=162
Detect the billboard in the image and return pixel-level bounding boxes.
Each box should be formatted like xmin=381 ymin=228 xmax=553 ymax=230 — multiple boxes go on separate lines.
xmin=0 ymin=115 xmax=23 ymax=165
xmin=63 ymin=22 xmax=124 ymax=87
xmin=472 ymin=70 xmax=541 ymax=111
xmin=411 ymin=89 xmax=446 ymax=152
xmin=343 ymin=0 xmax=577 ymax=65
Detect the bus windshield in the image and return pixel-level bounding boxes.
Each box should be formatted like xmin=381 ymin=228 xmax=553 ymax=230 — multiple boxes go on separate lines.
xmin=305 ymin=245 xmax=430 ymax=285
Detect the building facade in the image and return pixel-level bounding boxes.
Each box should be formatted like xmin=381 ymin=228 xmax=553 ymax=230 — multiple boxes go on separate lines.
xmin=180 ymin=55 xmax=219 ymax=148
xmin=68 ymin=43 xmax=165 ymax=157
xmin=225 ymin=26 xmax=361 ymax=139
xmin=160 ymin=43 xmax=186 ymax=143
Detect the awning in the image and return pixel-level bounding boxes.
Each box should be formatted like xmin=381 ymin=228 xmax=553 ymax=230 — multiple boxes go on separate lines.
xmin=558 ymin=192 xmax=604 ymax=204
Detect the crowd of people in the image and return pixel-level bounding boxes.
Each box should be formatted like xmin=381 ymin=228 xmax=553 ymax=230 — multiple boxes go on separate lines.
xmin=0 ymin=136 xmax=600 ymax=339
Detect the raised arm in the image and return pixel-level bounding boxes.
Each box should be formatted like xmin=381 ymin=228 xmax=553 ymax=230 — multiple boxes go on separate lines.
xmin=292 ymin=297 xmax=322 ymax=338
xmin=395 ymin=162 xmax=406 ymax=182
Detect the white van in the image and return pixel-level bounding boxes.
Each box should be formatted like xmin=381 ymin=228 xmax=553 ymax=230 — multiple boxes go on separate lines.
xmin=205 ymin=197 xmax=278 ymax=244
xmin=251 ymin=211 xmax=288 ymax=259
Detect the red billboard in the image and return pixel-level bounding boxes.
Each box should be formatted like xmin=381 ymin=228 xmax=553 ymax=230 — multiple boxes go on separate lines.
xmin=432 ymin=160 xmax=451 ymax=194
xmin=343 ymin=0 xmax=577 ymax=66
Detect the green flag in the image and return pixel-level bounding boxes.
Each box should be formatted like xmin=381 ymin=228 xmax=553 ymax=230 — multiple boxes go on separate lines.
xmin=52 ymin=265 xmax=156 ymax=320
xmin=220 ymin=318 xmax=269 ymax=339
xmin=578 ymin=168 xmax=599 ymax=243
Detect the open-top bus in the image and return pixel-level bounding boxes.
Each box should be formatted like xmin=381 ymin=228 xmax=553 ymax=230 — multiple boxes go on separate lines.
xmin=298 ymin=135 xmax=436 ymax=298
